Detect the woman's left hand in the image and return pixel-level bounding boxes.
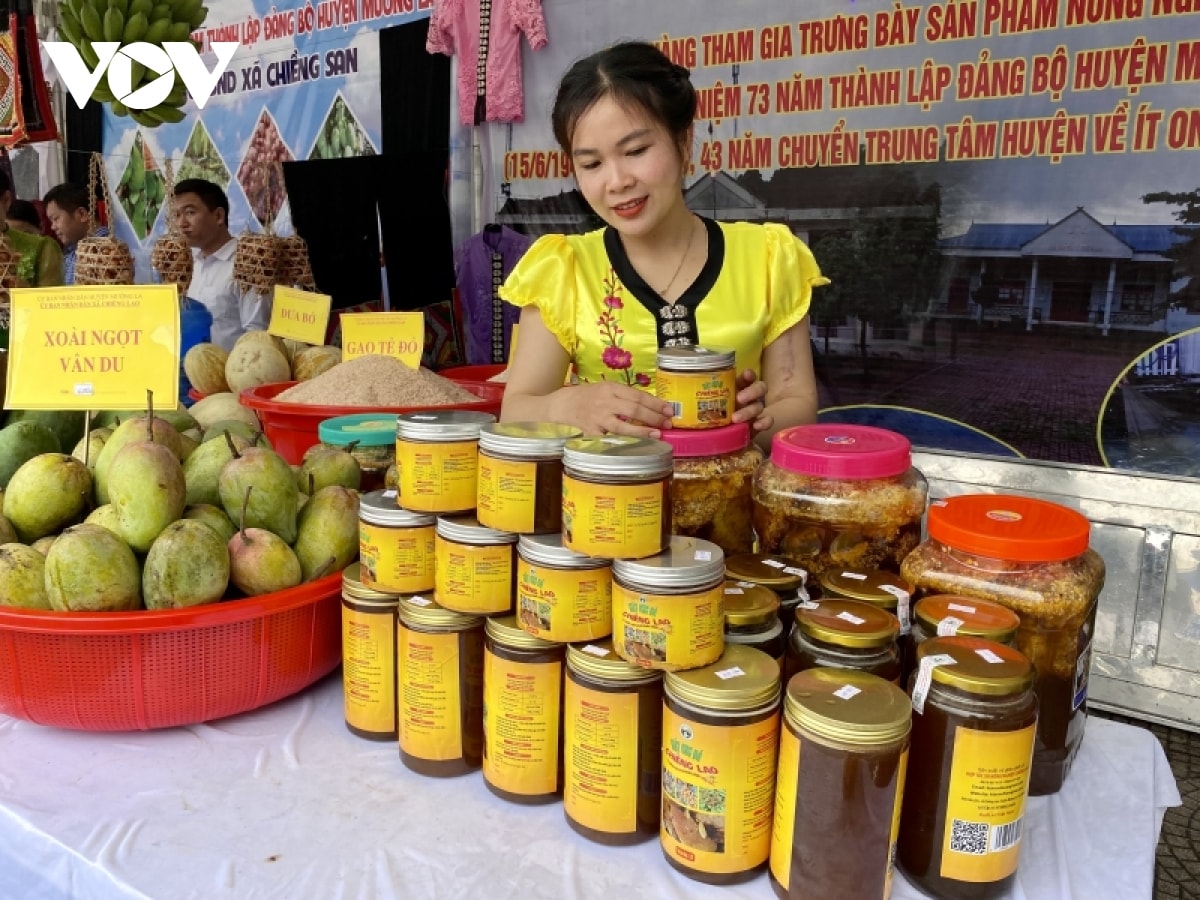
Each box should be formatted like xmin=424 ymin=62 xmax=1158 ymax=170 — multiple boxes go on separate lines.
xmin=733 ymin=368 xmax=772 ymax=433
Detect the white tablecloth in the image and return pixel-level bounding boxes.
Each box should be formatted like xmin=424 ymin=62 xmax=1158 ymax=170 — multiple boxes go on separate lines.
xmin=0 ymin=673 xmax=1180 ymax=900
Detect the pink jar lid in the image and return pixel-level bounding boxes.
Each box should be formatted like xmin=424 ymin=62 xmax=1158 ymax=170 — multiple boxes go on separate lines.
xmin=770 ymin=424 xmax=911 ymax=479
xmin=659 ymin=422 xmax=751 ymax=457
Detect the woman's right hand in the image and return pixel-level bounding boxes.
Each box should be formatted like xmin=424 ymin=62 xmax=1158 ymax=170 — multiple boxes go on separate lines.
xmin=550 ymin=381 xmax=675 ymax=438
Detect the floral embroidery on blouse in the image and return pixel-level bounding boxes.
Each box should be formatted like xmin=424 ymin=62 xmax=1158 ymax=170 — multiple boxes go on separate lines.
xmin=595 ymin=269 xmax=650 ymax=387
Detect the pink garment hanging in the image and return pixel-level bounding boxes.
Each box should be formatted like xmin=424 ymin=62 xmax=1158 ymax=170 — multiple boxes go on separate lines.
xmin=426 ymin=0 xmax=547 ymax=126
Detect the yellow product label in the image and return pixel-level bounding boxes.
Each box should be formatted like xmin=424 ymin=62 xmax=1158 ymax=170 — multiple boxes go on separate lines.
xmin=656 ymin=368 xmax=736 ymax=429
xmin=435 ymin=535 xmax=514 ymax=615
xmin=476 ymin=455 xmax=537 ymax=533
xmin=562 ymin=474 xmax=665 ymax=559
xmin=398 ymin=626 xmax=464 ymax=761
xmin=768 ymin=723 xmax=800 ymax=889
xmin=612 ymin=583 xmax=724 ymax=671
xmin=341 ymin=602 xmax=397 ymax=735
xmin=564 ymin=679 xmax=640 ymax=835
xmin=661 ymin=705 xmax=780 ymax=875
xmin=940 ymin=724 xmax=1036 ymax=883
xmin=396 ymin=439 xmax=478 ymax=513
xmin=517 ymin=561 xmax=613 ymax=643
xmin=359 ymin=520 xmax=435 ymax=594
xmin=482 ymin=651 xmax=562 ymax=796
xmin=884 ymin=747 xmax=909 ymax=900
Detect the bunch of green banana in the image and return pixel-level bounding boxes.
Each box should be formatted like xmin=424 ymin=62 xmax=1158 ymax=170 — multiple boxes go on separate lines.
xmin=56 ymin=0 xmax=211 ymax=128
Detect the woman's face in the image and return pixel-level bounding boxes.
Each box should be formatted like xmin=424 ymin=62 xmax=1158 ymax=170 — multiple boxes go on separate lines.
xmin=570 ymin=95 xmax=688 ymax=239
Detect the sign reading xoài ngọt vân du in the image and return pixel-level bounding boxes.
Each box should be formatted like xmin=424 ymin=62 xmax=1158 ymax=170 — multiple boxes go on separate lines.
xmin=5 ymin=286 xmax=181 ymax=410
xmin=339 ymin=312 xmax=424 ymax=368
xmin=269 ymin=286 xmax=332 ymax=345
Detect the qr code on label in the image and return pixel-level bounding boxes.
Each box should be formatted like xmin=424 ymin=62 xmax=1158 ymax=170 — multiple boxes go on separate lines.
xmin=949 ymin=819 xmax=989 ymax=855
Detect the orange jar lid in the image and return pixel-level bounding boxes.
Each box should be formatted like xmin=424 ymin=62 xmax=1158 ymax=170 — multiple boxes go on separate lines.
xmin=927 ymin=494 xmax=1089 ymax=562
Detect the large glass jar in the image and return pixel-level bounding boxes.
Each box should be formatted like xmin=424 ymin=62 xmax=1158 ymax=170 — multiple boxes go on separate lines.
xmin=724 ymin=552 xmax=811 ymax=625
xmin=788 ymin=597 xmax=902 ymax=685
xmin=900 ymin=494 xmax=1104 ymax=796
xmin=722 ymin=580 xmax=785 ymax=666
xmin=660 ymin=422 xmax=763 ymax=555
xmin=752 ymin=424 xmax=927 ymax=579
xmin=770 ymin=668 xmax=910 ymax=900
xmin=898 ymin=636 xmax=1038 ymax=899
xmin=908 ymin=594 xmax=1021 ymax=677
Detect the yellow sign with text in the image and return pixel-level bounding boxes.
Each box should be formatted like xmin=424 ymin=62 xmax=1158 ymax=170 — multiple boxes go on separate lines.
xmin=339 ymin=312 xmax=424 ymax=368
xmin=5 ymin=285 xmax=181 ymax=410
xmin=269 ymin=286 xmax=331 ymax=345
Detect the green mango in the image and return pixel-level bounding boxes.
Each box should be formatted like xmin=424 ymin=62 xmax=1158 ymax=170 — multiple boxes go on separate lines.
xmin=0 ymin=543 xmax=50 ymax=609
xmin=44 ymin=524 xmax=141 ymax=611
xmin=142 ymin=519 xmax=229 ymax=609
xmin=293 ymin=486 xmax=358 ymax=581
xmin=0 ymin=422 xmax=61 ymax=488
xmin=4 ymin=454 xmax=91 ymax=543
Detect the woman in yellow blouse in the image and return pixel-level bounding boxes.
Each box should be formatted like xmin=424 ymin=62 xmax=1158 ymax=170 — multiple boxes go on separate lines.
xmin=499 ymin=41 xmax=827 ymax=444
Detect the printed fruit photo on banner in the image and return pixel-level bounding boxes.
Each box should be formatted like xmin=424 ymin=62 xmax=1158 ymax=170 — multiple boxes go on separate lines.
xmin=236 ymin=109 xmax=294 ymax=229
xmin=309 ymin=94 xmax=376 ymax=160
xmin=117 ymin=131 xmax=165 ymax=242
xmin=55 ymin=0 xmax=210 ymax=128
xmin=178 ymin=118 xmax=231 ymax=188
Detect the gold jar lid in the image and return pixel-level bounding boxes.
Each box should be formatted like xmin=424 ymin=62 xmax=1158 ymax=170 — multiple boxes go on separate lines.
xmin=914 ymin=594 xmax=1021 ymax=642
xmin=567 ymin=640 xmax=664 ymax=685
xmin=785 ymin=668 xmax=911 ymax=745
xmin=341 ymin=563 xmax=401 ymax=603
xmin=664 ymin=644 xmax=780 ymax=712
xmin=722 ymin=580 xmax=780 ymax=627
xmin=797 ymin=598 xmax=899 ymax=649
xmin=562 ymin=435 xmax=673 ymax=477
xmin=479 ymin=421 xmax=582 ymax=457
xmin=724 ymin=552 xmax=808 ymax=590
xmin=818 ymin=569 xmax=913 ymax=611
xmin=485 ymin=615 xmax=563 ymax=651
xmin=397 ymin=593 xmax=484 ymax=630
xmin=917 ymin=636 xmax=1034 ymax=696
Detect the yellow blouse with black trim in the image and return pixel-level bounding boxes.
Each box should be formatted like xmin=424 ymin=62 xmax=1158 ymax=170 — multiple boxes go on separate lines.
xmin=498 ymin=218 xmax=828 ymax=389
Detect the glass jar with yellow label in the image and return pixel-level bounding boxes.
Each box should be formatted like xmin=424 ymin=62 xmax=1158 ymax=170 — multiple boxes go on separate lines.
xmin=482 ymin=616 xmax=566 ymax=805
xmin=341 ymin=563 xmax=400 ymax=741
xmin=358 ymin=489 xmax=436 ymax=594
xmin=612 ymin=536 xmax=726 ymax=671
xmin=721 ymin=581 xmax=785 ymax=666
xmin=788 ymin=597 xmax=901 ymax=686
xmin=724 ymin=552 xmax=812 ymax=624
xmin=561 ymin=435 xmax=673 ymax=559
xmin=661 ymin=644 xmax=782 ymax=885
xmin=656 ymin=345 xmax=737 ymax=429
xmin=397 ymin=593 xmax=485 ymax=777
xmin=476 ymin=422 xmax=581 ymax=535
xmin=396 ymin=410 xmax=496 ymax=514
xmin=318 ymin=413 xmax=397 ymax=492
xmin=434 ymin=515 xmax=518 ymax=616
xmin=660 ymin=423 xmax=763 ymax=555
xmin=818 ymin=568 xmax=915 ymax=636
xmin=770 ymin=668 xmax=910 ymax=900
xmin=899 ymin=636 xmax=1038 ymax=899
xmin=752 ymin=424 xmax=927 ymax=579
xmin=900 ymin=494 xmax=1103 ymax=796
xmin=909 ymin=594 xmax=1021 ymax=677
xmin=516 ymin=533 xmax=612 ymax=643
xmin=564 ymin=641 xmax=664 ymax=845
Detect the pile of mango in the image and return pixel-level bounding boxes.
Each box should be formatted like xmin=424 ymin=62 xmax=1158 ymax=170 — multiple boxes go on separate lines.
xmin=0 ymin=398 xmax=361 ymax=611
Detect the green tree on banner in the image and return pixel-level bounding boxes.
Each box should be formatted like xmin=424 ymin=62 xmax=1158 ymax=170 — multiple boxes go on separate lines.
xmin=1143 ymin=187 xmax=1200 ymax=311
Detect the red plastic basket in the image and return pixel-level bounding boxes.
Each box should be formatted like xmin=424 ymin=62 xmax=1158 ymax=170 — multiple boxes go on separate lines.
xmin=239 ymin=380 xmax=504 ymax=465
xmin=0 ymin=573 xmax=343 ymax=731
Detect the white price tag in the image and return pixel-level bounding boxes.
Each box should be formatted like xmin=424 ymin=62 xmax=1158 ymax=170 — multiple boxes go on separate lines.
xmin=715 ymin=666 xmax=745 ymax=680
xmin=911 ymin=653 xmax=957 ymax=714
xmin=948 ymin=602 xmax=977 ymax=614
xmin=833 ymin=685 xmax=862 ymax=701
xmin=976 ymin=648 xmax=1005 ymax=664
xmin=839 ymin=571 xmax=868 ymax=580
xmin=736 ymin=580 xmax=757 ymax=589
xmin=581 ymin=645 xmax=610 ymax=657
xmin=799 ymin=600 xmax=821 ymax=611
xmin=408 ymin=595 xmax=432 ymax=607
xmin=837 ymin=611 xmax=866 ymax=626
xmin=694 ymin=550 xmax=713 ymax=561
xmin=937 ymin=616 xmax=965 ymax=637
xmin=724 ymin=587 xmax=745 ymax=595
xmin=762 ymin=559 xmax=787 ymax=569
xmin=783 ymin=566 xmax=808 ymax=578
xmin=880 ymin=584 xmax=912 ymax=635
xmin=382 ymin=489 xmax=398 ymax=499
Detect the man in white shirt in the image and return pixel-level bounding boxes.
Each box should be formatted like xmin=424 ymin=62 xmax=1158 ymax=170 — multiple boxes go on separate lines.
xmin=173 ymin=178 xmax=270 ymax=351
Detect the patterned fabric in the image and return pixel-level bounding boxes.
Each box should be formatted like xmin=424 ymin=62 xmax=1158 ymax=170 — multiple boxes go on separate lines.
xmin=499 ymin=218 xmax=828 ymax=390
xmin=426 ymin=0 xmax=547 ymax=126
xmin=454 ymin=225 xmax=531 ymax=364
xmin=64 ymin=225 xmax=108 ymax=285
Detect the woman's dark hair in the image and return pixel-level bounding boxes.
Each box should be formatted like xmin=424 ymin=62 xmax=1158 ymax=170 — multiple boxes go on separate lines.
xmin=552 ymin=41 xmax=697 ymax=154
xmin=7 ymin=199 xmax=42 ymax=229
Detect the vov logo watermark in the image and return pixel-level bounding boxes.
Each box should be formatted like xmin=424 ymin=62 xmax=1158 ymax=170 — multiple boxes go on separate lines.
xmin=42 ymin=41 xmax=239 ymax=110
